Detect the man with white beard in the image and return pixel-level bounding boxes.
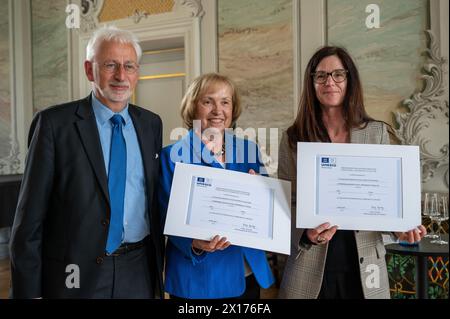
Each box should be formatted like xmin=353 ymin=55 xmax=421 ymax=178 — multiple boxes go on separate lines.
xmin=10 ymin=26 xmax=164 ymax=299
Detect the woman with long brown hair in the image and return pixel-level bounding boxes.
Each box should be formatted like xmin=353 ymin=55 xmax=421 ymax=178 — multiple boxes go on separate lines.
xmin=278 ymin=46 xmax=426 ymax=299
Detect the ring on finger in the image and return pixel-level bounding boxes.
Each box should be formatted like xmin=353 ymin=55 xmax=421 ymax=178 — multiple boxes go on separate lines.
xmin=317 ymin=235 xmax=326 ymax=243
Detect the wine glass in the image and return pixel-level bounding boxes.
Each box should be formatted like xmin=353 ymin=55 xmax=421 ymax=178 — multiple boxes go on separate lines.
xmin=422 ymin=193 xmax=438 ymax=239
xmin=430 ymin=194 xmax=448 ymax=245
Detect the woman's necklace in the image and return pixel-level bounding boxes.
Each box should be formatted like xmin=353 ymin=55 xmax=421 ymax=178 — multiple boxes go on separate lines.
xmin=211 ymin=143 xmax=225 ymax=157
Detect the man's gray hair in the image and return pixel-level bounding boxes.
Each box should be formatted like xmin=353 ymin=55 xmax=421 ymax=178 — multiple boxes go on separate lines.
xmin=86 ymin=25 xmax=142 ymax=62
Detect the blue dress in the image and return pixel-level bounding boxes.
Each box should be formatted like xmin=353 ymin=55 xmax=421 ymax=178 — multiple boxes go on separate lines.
xmin=159 ymin=130 xmax=275 ymax=298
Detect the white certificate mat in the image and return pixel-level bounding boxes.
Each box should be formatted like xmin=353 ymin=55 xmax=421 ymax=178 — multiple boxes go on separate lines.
xmin=164 ymin=163 xmax=291 ymax=254
xmin=297 ymin=143 xmax=421 ymax=232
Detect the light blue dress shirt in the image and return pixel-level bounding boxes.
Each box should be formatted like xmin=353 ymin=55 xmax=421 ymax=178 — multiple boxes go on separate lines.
xmin=91 ymin=93 xmax=149 ymax=243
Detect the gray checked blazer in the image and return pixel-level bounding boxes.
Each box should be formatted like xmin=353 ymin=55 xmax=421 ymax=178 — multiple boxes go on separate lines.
xmin=277 ymin=121 xmax=392 ymax=299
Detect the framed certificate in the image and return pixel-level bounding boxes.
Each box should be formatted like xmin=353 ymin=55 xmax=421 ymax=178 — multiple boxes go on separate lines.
xmin=164 ymin=163 xmax=292 ymax=254
xmin=297 ymin=142 xmax=421 ymax=232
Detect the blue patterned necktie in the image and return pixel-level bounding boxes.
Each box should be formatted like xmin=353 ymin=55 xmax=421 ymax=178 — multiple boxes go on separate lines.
xmin=106 ymin=114 xmax=127 ymax=254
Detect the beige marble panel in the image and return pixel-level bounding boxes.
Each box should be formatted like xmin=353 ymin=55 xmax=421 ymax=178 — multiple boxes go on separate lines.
xmin=31 ymin=0 xmax=69 ymax=113
xmin=218 ymin=0 xmax=293 ymax=132
xmin=327 ymin=0 xmax=429 ymax=125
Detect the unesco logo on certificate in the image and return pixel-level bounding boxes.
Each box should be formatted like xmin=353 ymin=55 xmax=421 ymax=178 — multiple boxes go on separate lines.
xmin=320 ymin=156 xmax=337 ymax=168
xmin=195 ymin=177 xmax=212 ymax=187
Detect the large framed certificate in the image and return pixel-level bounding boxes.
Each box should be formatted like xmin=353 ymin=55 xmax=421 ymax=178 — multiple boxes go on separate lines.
xmin=164 ymin=163 xmax=291 ymax=254
xmin=297 ymin=143 xmax=421 ymax=232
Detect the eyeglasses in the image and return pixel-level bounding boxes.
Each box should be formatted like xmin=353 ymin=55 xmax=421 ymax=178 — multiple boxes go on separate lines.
xmin=312 ymin=69 xmax=348 ymax=84
xmin=98 ymin=61 xmax=139 ymax=74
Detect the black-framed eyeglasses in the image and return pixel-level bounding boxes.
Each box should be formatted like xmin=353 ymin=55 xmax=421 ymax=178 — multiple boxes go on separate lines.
xmin=312 ymin=69 xmax=348 ymax=84
xmin=98 ymin=61 xmax=140 ymax=74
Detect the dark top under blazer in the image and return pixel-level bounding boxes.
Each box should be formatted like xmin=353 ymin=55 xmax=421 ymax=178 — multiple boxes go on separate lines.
xmin=9 ymin=95 xmax=164 ymax=298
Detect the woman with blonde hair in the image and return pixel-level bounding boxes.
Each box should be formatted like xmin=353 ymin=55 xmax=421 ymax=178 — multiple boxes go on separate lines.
xmin=159 ymin=73 xmax=275 ymax=299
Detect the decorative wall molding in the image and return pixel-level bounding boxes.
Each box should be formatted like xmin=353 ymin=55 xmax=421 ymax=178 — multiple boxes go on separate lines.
xmin=0 ymin=0 xmax=31 ymax=175
xmin=128 ymin=0 xmax=205 ymax=24
xmin=295 ymin=0 xmax=326 ymax=113
xmin=199 ymin=0 xmax=217 ymax=73
xmin=394 ymin=30 xmax=449 ymax=188
xmin=72 ymin=0 xmax=205 ymax=99
xmin=0 ymin=0 xmax=16 ymax=175
xmin=0 ymin=141 xmax=21 ymax=175
xmin=80 ymin=0 xmax=103 ymax=34
xmin=130 ymin=9 xmax=149 ymax=24
xmin=174 ymin=0 xmax=205 ymax=18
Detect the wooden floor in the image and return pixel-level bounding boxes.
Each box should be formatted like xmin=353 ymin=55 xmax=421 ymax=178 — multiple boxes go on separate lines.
xmin=0 ymin=258 xmax=10 ymax=299
xmin=0 ymin=258 xmax=277 ymax=299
